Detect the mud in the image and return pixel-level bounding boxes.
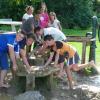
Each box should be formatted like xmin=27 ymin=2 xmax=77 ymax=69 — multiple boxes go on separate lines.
xmin=0 ymin=73 xmax=100 ymax=100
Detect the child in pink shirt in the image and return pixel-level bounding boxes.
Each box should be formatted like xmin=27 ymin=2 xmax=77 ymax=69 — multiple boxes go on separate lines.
xmin=39 ymin=2 xmax=49 ymax=28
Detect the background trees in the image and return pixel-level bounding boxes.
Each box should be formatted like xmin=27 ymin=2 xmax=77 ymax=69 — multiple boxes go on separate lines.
xmin=0 ymin=0 xmax=99 ymax=29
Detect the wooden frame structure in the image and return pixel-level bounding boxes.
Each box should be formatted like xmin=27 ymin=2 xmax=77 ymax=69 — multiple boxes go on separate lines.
xmin=67 ymin=36 xmax=95 ymax=63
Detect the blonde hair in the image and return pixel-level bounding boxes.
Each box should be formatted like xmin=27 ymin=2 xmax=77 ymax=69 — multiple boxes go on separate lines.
xmin=41 ymin=2 xmax=47 ymax=13
xmin=25 ymin=6 xmax=34 ymax=12
xmin=49 ymin=12 xmax=57 ymax=19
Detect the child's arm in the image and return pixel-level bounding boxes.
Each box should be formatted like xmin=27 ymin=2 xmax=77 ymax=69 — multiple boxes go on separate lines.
xmin=54 ymin=51 xmax=59 ymax=67
xmin=58 ymin=22 xmax=62 ymax=31
xmin=44 ymin=52 xmax=54 ymax=67
xmin=37 ymin=41 xmax=48 ymax=54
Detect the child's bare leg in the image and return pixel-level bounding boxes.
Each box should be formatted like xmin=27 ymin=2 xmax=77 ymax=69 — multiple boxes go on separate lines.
xmin=65 ymin=66 xmax=73 ymax=89
xmin=72 ymin=60 xmax=95 ymax=72
xmin=0 ymin=70 xmax=9 ymax=88
xmin=57 ymin=62 xmax=64 ymax=78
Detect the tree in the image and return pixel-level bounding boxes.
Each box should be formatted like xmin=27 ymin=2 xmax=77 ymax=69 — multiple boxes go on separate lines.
xmin=0 ymin=0 xmax=41 ymax=20
xmin=93 ymin=0 xmax=100 ymax=17
xmin=45 ymin=0 xmax=93 ymax=29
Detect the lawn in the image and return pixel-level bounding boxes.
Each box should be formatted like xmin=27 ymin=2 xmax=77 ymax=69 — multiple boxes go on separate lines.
xmin=63 ymin=28 xmax=100 ymax=66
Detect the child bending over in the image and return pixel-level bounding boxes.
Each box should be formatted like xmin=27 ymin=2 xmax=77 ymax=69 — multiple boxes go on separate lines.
xmin=43 ymin=35 xmax=95 ymax=89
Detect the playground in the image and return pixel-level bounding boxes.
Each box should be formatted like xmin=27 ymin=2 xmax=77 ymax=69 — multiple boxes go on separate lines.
xmin=0 ymin=16 xmax=100 ymax=100
xmin=0 ymin=1 xmax=100 ymax=100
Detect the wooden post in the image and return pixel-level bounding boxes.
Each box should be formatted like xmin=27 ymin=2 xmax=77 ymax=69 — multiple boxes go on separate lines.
xmin=81 ymin=42 xmax=87 ymax=64
xmin=26 ymin=74 xmax=35 ymax=91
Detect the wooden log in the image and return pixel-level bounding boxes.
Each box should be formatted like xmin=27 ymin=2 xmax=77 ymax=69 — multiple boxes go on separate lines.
xmin=29 ymin=57 xmax=44 ymax=66
xmin=26 ymin=74 xmax=35 ymax=91
xmin=67 ymin=36 xmax=91 ymax=42
xmin=16 ymin=66 xmax=60 ymax=91
xmin=16 ymin=59 xmax=27 ymax=73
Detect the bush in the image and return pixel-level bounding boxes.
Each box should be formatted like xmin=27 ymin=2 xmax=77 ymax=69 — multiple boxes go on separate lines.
xmin=0 ymin=0 xmax=93 ymax=29
xmin=0 ymin=0 xmax=41 ymax=20
xmin=45 ymin=0 xmax=93 ymax=29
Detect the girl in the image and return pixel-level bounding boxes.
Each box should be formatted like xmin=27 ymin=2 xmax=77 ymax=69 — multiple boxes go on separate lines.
xmin=22 ymin=6 xmax=34 ymax=22
xmin=39 ymin=2 xmax=49 ymax=28
xmin=48 ymin=12 xmax=62 ymax=30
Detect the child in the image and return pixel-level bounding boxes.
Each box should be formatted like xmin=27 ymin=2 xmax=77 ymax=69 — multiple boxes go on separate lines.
xmin=48 ymin=12 xmax=62 ymax=30
xmin=39 ymin=2 xmax=49 ymax=28
xmin=43 ymin=35 xmax=95 ymax=89
xmin=22 ymin=6 xmax=34 ymax=22
xmin=0 ymin=31 xmax=25 ymax=88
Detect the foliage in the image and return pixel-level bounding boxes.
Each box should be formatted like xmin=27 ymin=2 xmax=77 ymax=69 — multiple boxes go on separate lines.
xmin=0 ymin=0 xmax=93 ymax=29
xmin=45 ymin=0 xmax=93 ymax=29
xmin=0 ymin=0 xmax=41 ymax=20
xmin=93 ymin=0 xmax=100 ymax=17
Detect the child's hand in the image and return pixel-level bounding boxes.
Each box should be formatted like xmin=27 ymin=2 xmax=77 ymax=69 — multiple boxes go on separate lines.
xmin=13 ymin=64 xmax=17 ymax=72
xmin=43 ymin=65 xmax=47 ymax=68
xmin=54 ymin=64 xmax=58 ymax=68
xmin=26 ymin=66 xmax=32 ymax=74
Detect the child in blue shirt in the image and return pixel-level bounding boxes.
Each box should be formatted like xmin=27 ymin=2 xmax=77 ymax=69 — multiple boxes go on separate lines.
xmin=0 ymin=31 xmax=25 ymax=88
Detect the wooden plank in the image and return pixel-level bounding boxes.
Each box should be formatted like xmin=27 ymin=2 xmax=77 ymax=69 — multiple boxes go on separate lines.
xmin=0 ymin=20 xmax=22 ymax=32
xmin=26 ymin=74 xmax=35 ymax=91
xmin=67 ymin=36 xmax=91 ymax=42
xmin=16 ymin=66 xmax=60 ymax=77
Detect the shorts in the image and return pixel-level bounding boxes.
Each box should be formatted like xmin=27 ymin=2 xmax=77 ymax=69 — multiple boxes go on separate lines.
xmin=0 ymin=51 xmax=9 ymax=70
xmin=62 ymin=39 xmax=67 ymax=42
xmin=52 ymin=52 xmax=65 ymax=64
xmin=67 ymin=52 xmax=80 ymax=66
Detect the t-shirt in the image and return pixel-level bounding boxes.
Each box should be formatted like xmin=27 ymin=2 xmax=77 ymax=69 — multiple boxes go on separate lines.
xmin=21 ymin=17 xmax=35 ymax=34
xmin=48 ymin=19 xmax=60 ymax=29
xmin=43 ymin=27 xmax=67 ymax=41
xmin=23 ymin=13 xmax=33 ymax=21
xmin=19 ymin=38 xmax=26 ymax=49
xmin=39 ymin=12 xmax=49 ymax=28
xmin=0 ymin=32 xmax=20 ymax=53
xmin=51 ymin=41 xmax=76 ymax=58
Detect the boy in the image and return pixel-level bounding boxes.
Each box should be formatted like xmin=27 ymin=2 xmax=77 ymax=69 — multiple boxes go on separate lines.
xmin=43 ymin=35 xmax=95 ymax=89
xmin=0 ymin=31 xmax=25 ymax=87
xmin=0 ymin=31 xmax=35 ymax=88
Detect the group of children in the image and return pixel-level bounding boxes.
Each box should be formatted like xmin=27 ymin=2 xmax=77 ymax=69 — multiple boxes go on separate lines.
xmin=21 ymin=2 xmax=62 ymax=35
xmin=0 ymin=2 xmax=96 ymax=89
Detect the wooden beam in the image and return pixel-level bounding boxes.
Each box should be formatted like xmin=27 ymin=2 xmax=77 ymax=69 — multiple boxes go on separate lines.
xmin=81 ymin=42 xmax=87 ymax=63
xmin=67 ymin=36 xmax=91 ymax=42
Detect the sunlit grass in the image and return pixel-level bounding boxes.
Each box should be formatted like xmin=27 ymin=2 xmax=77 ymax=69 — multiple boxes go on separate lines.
xmin=63 ymin=28 xmax=100 ymax=65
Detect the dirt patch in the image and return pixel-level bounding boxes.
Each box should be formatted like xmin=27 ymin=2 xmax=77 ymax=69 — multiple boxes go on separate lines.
xmin=0 ymin=73 xmax=100 ymax=100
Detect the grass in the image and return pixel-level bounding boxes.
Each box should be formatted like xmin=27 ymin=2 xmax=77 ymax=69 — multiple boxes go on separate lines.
xmin=62 ymin=28 xmax=100 ymax=65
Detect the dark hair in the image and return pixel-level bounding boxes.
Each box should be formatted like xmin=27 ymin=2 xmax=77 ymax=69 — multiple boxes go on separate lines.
xmin=56 ymin=41 xmax=63 ymax=49
xmin=34 ymin=26 xmax=41 ymax=33
xmin=18 ymin=30 xmax=26 ymax=37
xmin=25 ymin=6 xmax=34 ymax=12
xmin=44 ymin=35 xmax=54 ymax=41
xmin=27 ymin=33 xmax=35 ymax=40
